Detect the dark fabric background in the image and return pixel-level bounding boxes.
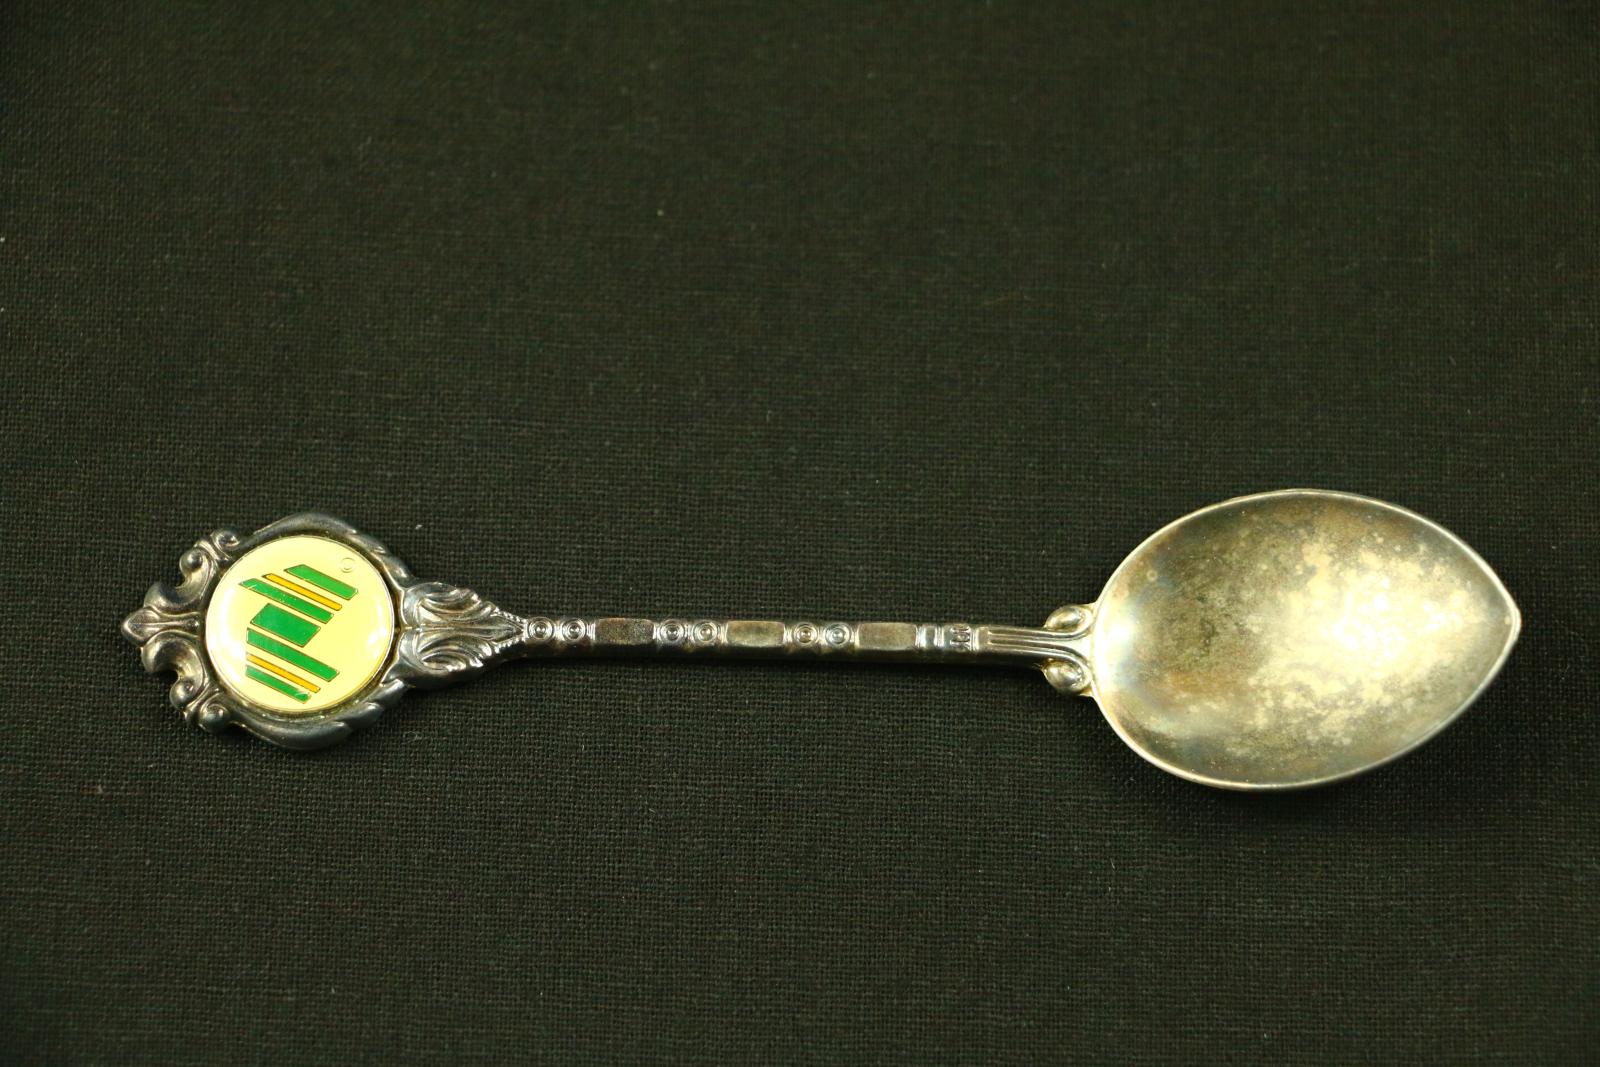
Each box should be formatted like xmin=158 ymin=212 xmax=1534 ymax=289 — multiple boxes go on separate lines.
xmin=2 ymin=3 xmax=1596 ymax=1064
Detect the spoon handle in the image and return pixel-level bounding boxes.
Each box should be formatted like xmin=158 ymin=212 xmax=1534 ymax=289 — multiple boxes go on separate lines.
xmin=524 ymin=614 xmax=1076 ymax=664
xmin=397 ymin=582 xmax=1094 ymax=694
xmin=122 ymin=514 xmax=1098 ymax=749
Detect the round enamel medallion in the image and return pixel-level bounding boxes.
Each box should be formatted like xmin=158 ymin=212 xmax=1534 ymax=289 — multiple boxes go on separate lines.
xmin=203 ymin=535 xmax=396 ymax=713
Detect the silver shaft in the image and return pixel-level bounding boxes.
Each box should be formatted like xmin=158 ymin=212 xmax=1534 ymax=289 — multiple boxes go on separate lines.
xmin=397 ymin=584 xmax=1094 ymax=697
xmin=513 ymin=613 xmax=1087 ymax=669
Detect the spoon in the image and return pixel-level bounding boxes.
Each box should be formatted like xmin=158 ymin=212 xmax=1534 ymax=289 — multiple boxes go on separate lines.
xmin=122 ymin=489 xmax=1519 ymax=789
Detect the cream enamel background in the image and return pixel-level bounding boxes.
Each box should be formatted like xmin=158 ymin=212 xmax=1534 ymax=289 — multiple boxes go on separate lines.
xmin=204 ymin=535 xmax=396 ymax=713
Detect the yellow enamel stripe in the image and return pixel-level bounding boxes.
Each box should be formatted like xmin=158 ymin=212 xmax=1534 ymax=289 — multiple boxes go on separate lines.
xmin=246 ymin=652 xmax=322 ymax=693
xmin=263 ymin=573 xmax=343 ymax=611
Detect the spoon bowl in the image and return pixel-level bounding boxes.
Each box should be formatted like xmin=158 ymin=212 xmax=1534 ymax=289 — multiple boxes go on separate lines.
xmin=1088 ymin=490 xmax=1521 ymax=789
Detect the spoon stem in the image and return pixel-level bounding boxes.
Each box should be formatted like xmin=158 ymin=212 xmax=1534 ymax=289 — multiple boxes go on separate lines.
xmin=505 ymin=610 xmax=1092 ymax=673
xmin=396 ymin=584 xmax=1095 ymax=696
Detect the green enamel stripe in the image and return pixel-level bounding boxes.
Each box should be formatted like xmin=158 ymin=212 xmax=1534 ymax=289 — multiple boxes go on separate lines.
xmin=245 ymin=665 xmax=310 ymax=702
xmin=241 ymin=578 xmax=334 ymax=622
xmin=286 ymin=564 xmax=357 ymax=600
xmin=247 ymin=628 xmax=338 ymax=681
xmin=250 ymin=603 xmax=321 ymax=647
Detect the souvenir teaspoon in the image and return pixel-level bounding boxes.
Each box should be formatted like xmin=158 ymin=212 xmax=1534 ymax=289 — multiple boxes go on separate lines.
xmin=122 ymin=489 xmax=1520 ymax=789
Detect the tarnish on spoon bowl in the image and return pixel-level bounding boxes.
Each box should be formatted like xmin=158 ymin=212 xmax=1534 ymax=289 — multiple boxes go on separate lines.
xmin=1086 ymin=490 xmax=1521 ymax=789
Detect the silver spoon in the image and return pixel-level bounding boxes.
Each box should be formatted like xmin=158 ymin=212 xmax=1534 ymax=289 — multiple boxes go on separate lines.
xmin=122 ymin=489 xmax=1519 ymax=789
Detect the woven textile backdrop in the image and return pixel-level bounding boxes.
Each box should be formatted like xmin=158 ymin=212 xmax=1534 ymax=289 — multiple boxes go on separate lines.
xmin=3 ymin=4 xmax=1597 ymax=1064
